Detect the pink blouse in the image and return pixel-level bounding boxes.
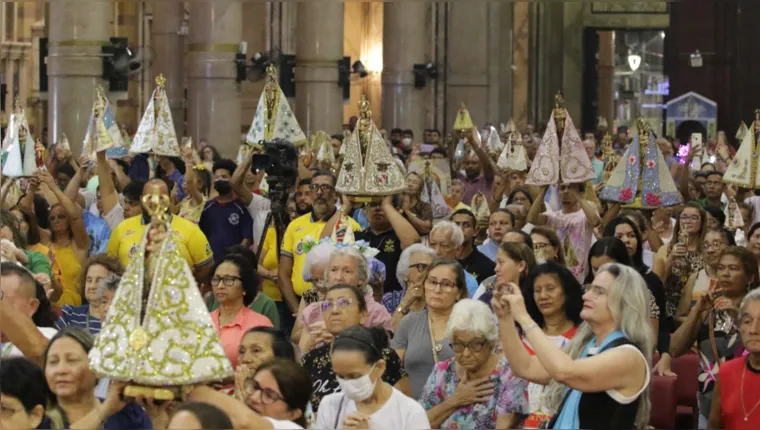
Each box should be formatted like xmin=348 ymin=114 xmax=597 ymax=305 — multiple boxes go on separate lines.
xmin=210 ymin=306 xmax=273 ymax=368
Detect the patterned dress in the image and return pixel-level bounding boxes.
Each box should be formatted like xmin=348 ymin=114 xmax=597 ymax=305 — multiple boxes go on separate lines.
xmin=664 ymin=250 xmax=704 ymax=318
xmin=419 ymin=356 xmax=529 ymax=429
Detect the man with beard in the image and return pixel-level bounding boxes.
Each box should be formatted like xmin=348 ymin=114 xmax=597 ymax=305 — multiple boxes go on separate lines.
xmin=457 ymin=136 xmax=499 ymax=205
xmin=107 ymin=178 xmax=214 ymax=283
xmin=294 ymin=178 xmax=313 ymax=215
xmin=353 ymin=195 xmax=420 ymax=295
xmin=199 ymin=159 xmax=253 ymax=263
xmin=279 ymin=170 xmax=361 ymax=323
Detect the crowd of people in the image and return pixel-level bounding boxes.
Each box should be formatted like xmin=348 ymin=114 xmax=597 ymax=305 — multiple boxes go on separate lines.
xmin=2 ymin=113 xmax=760 ymax=430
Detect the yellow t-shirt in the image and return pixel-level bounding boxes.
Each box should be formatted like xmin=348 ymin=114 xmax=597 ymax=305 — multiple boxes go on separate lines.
xmin=51 ymin=245 xmax=82 ymax=307
xmin=107 ymin=215 xmax=214 ymax=270
xmin=281 ymin=212 xmax=361 ymax=296
xmin=261 ymin=226 xmax=281 ymax=301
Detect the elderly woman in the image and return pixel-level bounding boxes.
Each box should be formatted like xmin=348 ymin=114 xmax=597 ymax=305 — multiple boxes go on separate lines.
xmin=387 ymin=244 xmax=437 ymax=328
xmin=429 ymin=221 xmax=480 ymax=296
xmin=298 ymin=247 xmax=392 ymax=353
xmin=55 ymin=254 xmax=123 ymax=335
xmin=709 ymin=288 xmax=760 ymax=429
xmin=290 ymin=242 xmax=337 ymax=345
xmin=495 ymin=263 xmax=653 ymax=429
xmin=301 ymin=284 xmax=408 ymax=413
xmin=392 ymin=259 xmax=469 ymax=399
xmin=671 ymin=246 xmax=758 ymax=427
xmin=420 ymin=299 xmax=528 ymax=429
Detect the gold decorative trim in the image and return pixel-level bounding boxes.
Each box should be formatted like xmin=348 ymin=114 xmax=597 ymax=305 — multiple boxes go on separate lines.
xmin=187 ymin=43 xmax=239 ymax=53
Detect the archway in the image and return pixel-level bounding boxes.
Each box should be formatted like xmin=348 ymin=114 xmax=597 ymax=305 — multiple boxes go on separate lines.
xmin=675 ymin=120 xmax=707 ymax=145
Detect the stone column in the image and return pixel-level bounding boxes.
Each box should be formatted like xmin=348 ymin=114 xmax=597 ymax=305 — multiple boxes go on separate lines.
xmin=597 ymin=31 xmax=615 ymax=133
xmin=47 ymin=0 xmax=111 ymax=155
xmin=381 ymin=2 xmax=427 ymax=135
xmin=187 ymin=1 xmax=242 ymax=156
xmin=295 ymin=1 xmax=344 ymax=135
xmin=152 ymin=1 xmax=186 ymax=138
xmin=512 ymin=2 xmax=530 ymax=130
xmin=4 ymin=53 xmax=14 ymax=112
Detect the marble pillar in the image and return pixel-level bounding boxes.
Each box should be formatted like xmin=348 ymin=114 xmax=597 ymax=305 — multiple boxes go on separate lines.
xmin=381 ymin=2 xmax=427 ymax=136
xmin=187 ymin=1 xmax=242 ymax=156
xmin=597 ymin=31 xmax=615 ymax=133
xmin=295 ymin=1 xmax=344 ymax=135
xmin=152 ymin=1 xmax=186 ymax=138
xmin=47 ymin=0 xmax=111 ymax=155
xmin=512 ymin=2 xmax=530 ymax=130
xmin=4 ymin=52 xmax=15 ymax=113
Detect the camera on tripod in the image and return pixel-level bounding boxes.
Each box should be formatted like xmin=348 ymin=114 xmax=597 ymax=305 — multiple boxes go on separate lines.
xmin=251 ymin=138 xmax=298 ymax=209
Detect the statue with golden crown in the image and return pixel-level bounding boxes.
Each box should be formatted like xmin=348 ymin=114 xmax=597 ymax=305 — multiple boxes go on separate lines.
xmin=599 ymin=118 xmax=682 ymax=208
xmin=89 ymin=186 xmax=233 ymax=400
xmin=723 ymin=109 xmax=760 ymax=189
xmin=336 ymin=95 xmax=405 ymax=203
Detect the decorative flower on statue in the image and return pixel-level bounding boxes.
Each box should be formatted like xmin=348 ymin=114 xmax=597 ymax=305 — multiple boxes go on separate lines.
xmin=645 ymin=192 xmax=662 ymax=206
xmin=646 ymin=159 xmax=656 ymax=169
xmin=618 ymin=187 xmax=633 ymax=201
xmin=628 ymin=155 xmax=637 ymax=166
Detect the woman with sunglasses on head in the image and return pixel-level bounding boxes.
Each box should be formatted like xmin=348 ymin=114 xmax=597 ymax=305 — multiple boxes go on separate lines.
xmin=316 ymin=325 xmax=429 ymax=430
xmin=654 ymin=202 xmax=707 ymax=325
xmin=37 ymin=171 xmax=90 ymax=307
xmin=392 ymin=259 xmax=469 ymax=399
xmin=420 ymin=299 xmax=528 ymax=429
xmin=302 ymin=284 xmax=407 ymax=414
xmin=209 ymin=254 xmax=273 ymax=369
xmin=671 ymin=246 xmax=759 ymax=428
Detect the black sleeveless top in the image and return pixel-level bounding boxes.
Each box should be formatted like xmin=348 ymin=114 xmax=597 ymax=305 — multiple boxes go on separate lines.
xmin=548 ymin=337 xmax=643 ymax=430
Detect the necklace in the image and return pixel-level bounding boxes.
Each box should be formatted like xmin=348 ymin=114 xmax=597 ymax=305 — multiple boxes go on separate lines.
xmin=427 ymin=312 xmax=443 ymax=363
xmin=741 ymin=360 xmax=760 ymax=421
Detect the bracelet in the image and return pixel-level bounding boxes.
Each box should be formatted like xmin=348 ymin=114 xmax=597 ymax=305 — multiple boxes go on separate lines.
xmin=522 ymin=322 xmax=539 ymax=333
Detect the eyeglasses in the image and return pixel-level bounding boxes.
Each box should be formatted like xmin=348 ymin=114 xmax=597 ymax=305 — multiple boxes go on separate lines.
xmin=704 ymin=241 xmax=727 ymax=250
xmin=210 ymin=275 xmax=242 ymax=287
xmin=410 ymin=263 xmax=430 ymax=273
xmin=534 ymin=242 xmax=552 ymax=250
xmin=425 ymin=278 xmax=458 ymax=292
xmin=450 ymin=339 xmax=490 ymax=353
xmin=309 ymin=183 xmax=335 ymax=193
xmin=679 ymin=214 xmax=701 ymax=222
xmin=243 ymin=379 xmax=284 ymax=405
xmin=321 ymin=297 xmax=355 ymax=311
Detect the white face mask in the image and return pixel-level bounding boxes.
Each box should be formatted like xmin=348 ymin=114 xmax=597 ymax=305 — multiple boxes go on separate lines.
xmin=336 ymin=364 xmax=377 ymax=402
xmin=402 ymin=137 xmax=412 ymax=146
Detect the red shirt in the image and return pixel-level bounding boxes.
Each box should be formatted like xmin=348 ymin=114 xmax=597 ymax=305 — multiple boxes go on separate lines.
xmin=210 ymin=306 xmax=273 ymax=369
xmin=720 ymin=356 xmax=760 ymax=429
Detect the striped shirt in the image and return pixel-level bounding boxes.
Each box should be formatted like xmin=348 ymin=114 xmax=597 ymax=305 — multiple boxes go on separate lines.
xmin=55 ymin=304 xmax=102 ymax=335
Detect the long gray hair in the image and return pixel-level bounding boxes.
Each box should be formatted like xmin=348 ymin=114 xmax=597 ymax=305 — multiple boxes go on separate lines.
xmin=544 ymin=263 xmax=653 ymax=428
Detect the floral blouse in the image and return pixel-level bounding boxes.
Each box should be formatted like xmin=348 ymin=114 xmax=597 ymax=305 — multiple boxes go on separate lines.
xmin=302 ymin=344 xmax=407 ymax=412
xmin=419 ymin=356 xmax=529 ymax=430
xmin=664 ymin=250 xmax=704 ymax=317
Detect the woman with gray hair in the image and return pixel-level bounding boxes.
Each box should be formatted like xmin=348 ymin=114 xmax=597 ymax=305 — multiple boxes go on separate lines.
xmin=298 ymin=246 xmax=392 ymax=353
xmin=290 ymin=241 xmax=336 ymax=346
xmin=419 ymin=299 xmax=529 ymax=429
xmin=708 ymin=287 xmax=760 ymax=429
xmin=385 ymin=244 xmax=437 ymax=329
xmin=494 ymin=262 xmax=653 ymax=429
